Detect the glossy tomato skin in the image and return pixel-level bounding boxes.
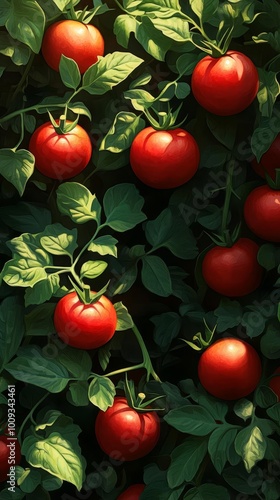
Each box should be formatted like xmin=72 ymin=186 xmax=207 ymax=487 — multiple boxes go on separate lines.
xmin=202 ymin=238 xmax=263 ymax=297
xmin=191 ymin=51 xmax=259 ymax=116
xmin=244 ymin=185 xmax=280 ymax=243
xmin=251 ymin=133 xmax=280 ymax=180
xmin=117 ymin=484 xmax=145 ymax=499
xmin=269 ymin=367 xmax=280 ymax=400
xmin=42 ymin=20 xmax=104 ymax=73
xmin=0 ymin=435 xmax=21 ymax=482
xmin=95 ymin=397 xmax=160 ymax=461
xmin=198 ymin=338 xmax=262 ymax=400
xmin=29 ymin=120 xmax=92 ymax=180
xmin=54 ymin=292 xmax=117 ymax=349
xmin=130 ymin=127 xmax=200 ymax=189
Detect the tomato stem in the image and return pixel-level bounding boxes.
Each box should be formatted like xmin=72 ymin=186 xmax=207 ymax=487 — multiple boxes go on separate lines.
xmin=132 ymin=324 xmax=161 ymax=382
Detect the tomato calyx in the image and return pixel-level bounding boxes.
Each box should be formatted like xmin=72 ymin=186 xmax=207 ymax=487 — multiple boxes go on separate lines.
xmin=48 ymin=111 xmax=79 ymax=135
xmin=144 ymin=102 xmax=187 ymax=131
xmin=68 ymin=276 xmax=109 ymax=305
xmin=180 ymin=320 xmax=216 ymax=352
xmin=264 ymin=169 xmax=280 ymax=190
xmin=120 ymin=375 xmax=165 ymax=413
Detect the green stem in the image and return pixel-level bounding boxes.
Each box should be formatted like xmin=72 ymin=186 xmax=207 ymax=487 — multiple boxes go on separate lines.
xmin=12 ymin=113 xmax=25 ymax=151
xmin=17 ymin=393 xmax=49 ymax=444
xmin=72 ymin=223 xmax=105 ymax=268
xmin=69 ymin=0 xmax=78 ymax=20
xmin=113 ymin=0 xmax=129 ymax=14
xmin=220 ymin=159 xmax=235 ymax=242
xmin=132 ymin=324 xmax=161 ymax=382
xmin=0 ymin=103 xmax=65 ymax=124
xmin=104 ymin=363 xmax=144 ymax=378
xmin=8 ymin=53 xmax=35 ymax=107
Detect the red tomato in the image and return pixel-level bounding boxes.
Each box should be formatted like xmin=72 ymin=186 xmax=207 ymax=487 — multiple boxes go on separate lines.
xmin=54 ymin=292 xmax=117 ymax=349
xmin=198 ymin=338 xmax=262 ymax=400
xmin=29 ymin=120 xmax=92 ymax=180
xmin=0 ymin=435 xmax=21 ymax=482
xmin=202 ymin=238 xmax=263 ymax=297
xmin=191 ymin=51 xmax=259 ymax=116
xmin=129 ymin=127 xmax=200 ymax=189
xmin=244 ymin=185 xmax=280 ymax=243
xmin=117 ymin=484 xmax=145 ymax=499
xmin=251 ymin=133 xmax=280 ymax=180
xmin=41 ymin=20 xmax=104 ymax=73
xmin=95 ymin=397 xmax=160 ymax=461
xmin=269 ymin=367 xmax=280 ymax=400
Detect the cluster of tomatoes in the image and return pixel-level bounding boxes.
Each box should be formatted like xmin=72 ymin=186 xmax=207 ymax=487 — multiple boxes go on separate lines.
xmin=1 ymin=12 xmax=280 ymax=499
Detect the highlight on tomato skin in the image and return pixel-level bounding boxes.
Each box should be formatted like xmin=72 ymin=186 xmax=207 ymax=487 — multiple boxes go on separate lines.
xmin=53 ymin=291 xmax=117 ymax=350
xmin=244 ymin=185 xmax=280 ymax=243
xmin=269 ymin=367 xmax=280 ymax=400
xmin=95 ymin=397 xmax=161 ymax=462
xmin=129 ymin=127 xmax=200 ymax=189
xmin=29 ymin=120 xmax=93 ymax=180
xmin=198 ymin=338 xmax=262 ymax=400
xmin=191 ymin=51 xmax=259 ymax=116
xmin=41 ymin=19 xmax=105 ymax=73
xmin=117 ymin=483 xmax=145 ymax=499
xmin=201 ymin=238 xmax=264 ymax=297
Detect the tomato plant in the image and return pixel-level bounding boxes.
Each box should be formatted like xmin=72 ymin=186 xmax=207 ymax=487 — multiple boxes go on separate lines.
xmin=198 ymin=338 xmax=262 ymax=400
xmin=0 ymin=0 xmax=280 ymax=498
xmin=202 ymin=238 xmax=263 ymax=297
xmin=95 ymin=397 xmax=160 ymax=461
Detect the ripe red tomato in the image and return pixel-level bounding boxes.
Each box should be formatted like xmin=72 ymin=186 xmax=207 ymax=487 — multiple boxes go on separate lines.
xmin=269 ymin=367 xmax=280 ymax=400
xmin=41 ymin=20 xmax=104 ymax=73
xmin=198 ymin=338 xmax=262 ymax=400
xmin=244 ymin=185 xmax=280 ymax=243
xmin=129 ymin=127 xmax=200 ymax=189
xmin=29 ymin=120 xmax=92 ymax=180
xmin=54 ymin=292 xmax=117 ymax=349
xmin=117 ymin=484 xmax=145 ymax=499
xmin=95 ymin=397 xmax=160 ymax=461
xmin=191 ymin=51 xmax=259 ymax=116
xmin=202 ymin=238 xmax=263 ymax=297
xmin=251 ymin=133 xmax=280 ymax=180
xmin=0 ymin=435 xmax=21 ymax=482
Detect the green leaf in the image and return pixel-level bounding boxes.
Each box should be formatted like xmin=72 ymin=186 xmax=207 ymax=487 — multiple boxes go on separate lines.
xmin=190 ymin=0 xmax=219 ymax=22
xmin=141 ymin=255 xmax=172 ymax=297
xmin=5 ymin=346 xmax=70 ymax=393
xmin=95 ymin=148 xmax=130 ymax=172
xmin=6 ymin=0 xmax=45 ymax=53
xmin=0 ymin=488 xmax=25 ymax=499
xmin=260 ymin=324 xmax=280 ymax=359
xmin=206 ymin=114 xmax=237 ymax=150
xmin=88 ymin=376 xmax=116 ymax=411
xmin=223 ymin=462 xmax=261 ymax=495
xmin=176 ymin=52 xmax=204 ymax=76
xmin=197 ymin=205 xmax=224 ymax=230
xmin=56 ymin=182 xmax=101 ymax=225
xmin=233 ymin=399 xmax=254 ymax=421
xmin=68 ymin=101 xmax=91 ymax=120
xmin=22 ymin=433 xmax=84 ymax=491
xmin=88 ymin=235 xmax=118 ymax=258
xmin=41 ymin=471 xmax=63 ymax=491
xmin=164 ymin=405 xmax=218 ymax=435
xmin=234 ymin=426 xmax=267 ymax=472
xmin=113 ymin=14 xmax=138 ymax=48
xmin=82 ymin=52 xmax=143 ymax=95
xmin=251 ymin=114 xmax=280 ymax=162
xmin=257 ymin=68 xmax=280 ymax=118
xmin=184 ymin=484 xmax=230 ymax=500
xmin=208 ymin=425 xmax=239 ymax=474
xmin=25 ymin=303 xmax=55 ymax=337
xmin=253 ymin=30 xmax=280 ymax=52
xmin=114 ymin=302 xmax=134 ymax=331
xmin=40 ymin=223 xmax=78 ymax=258
xmin=15 ymin=467 xmax=41 ymax=494
xmin=167 ymin=436 xmax=208 ymax=487
xmin=135 ymin=16 xmax=173 ymax=61
xmin=0 ymin=296 xmax=25 ymax=372
xmin=151 ymin=312 xmax=182 ymax=349
xmin=267 ymin=402 xmax=280 ymax=423
xmin=59 ymin=55 xmax=81 ymax=90
xmin=258 ymin=243 xmax=280 ymax=271
xmin=151 ymin=16 xmax=190 ymax=42
xmin=35 ymin=410 xmax=62 ymax=431
xmin=100 ymin=112 xmax=145 ymax=153
xmin=56 ymin=346 xmax=92 ymax=379
xmin=0 ymin=149 xmax=34 ymax=196
xmin=0 ymin=202 xmax=51 ymax=233
xmin=255 ymin=386 xmax=278 ymax=408
xmin=214 ymin=299 xmax=242 ymax=333
xmin=24 ymin=274 xmax=61 ymax=306
xmin=67 ymin=381 xmax=89 ymax=407
xmin=103 ymin=183 xmax=146 ymax=231
xmin=0 ymin=32 xmax=31 ymax=65
xmin=80 ymin=260 xmax=108 ymax=279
